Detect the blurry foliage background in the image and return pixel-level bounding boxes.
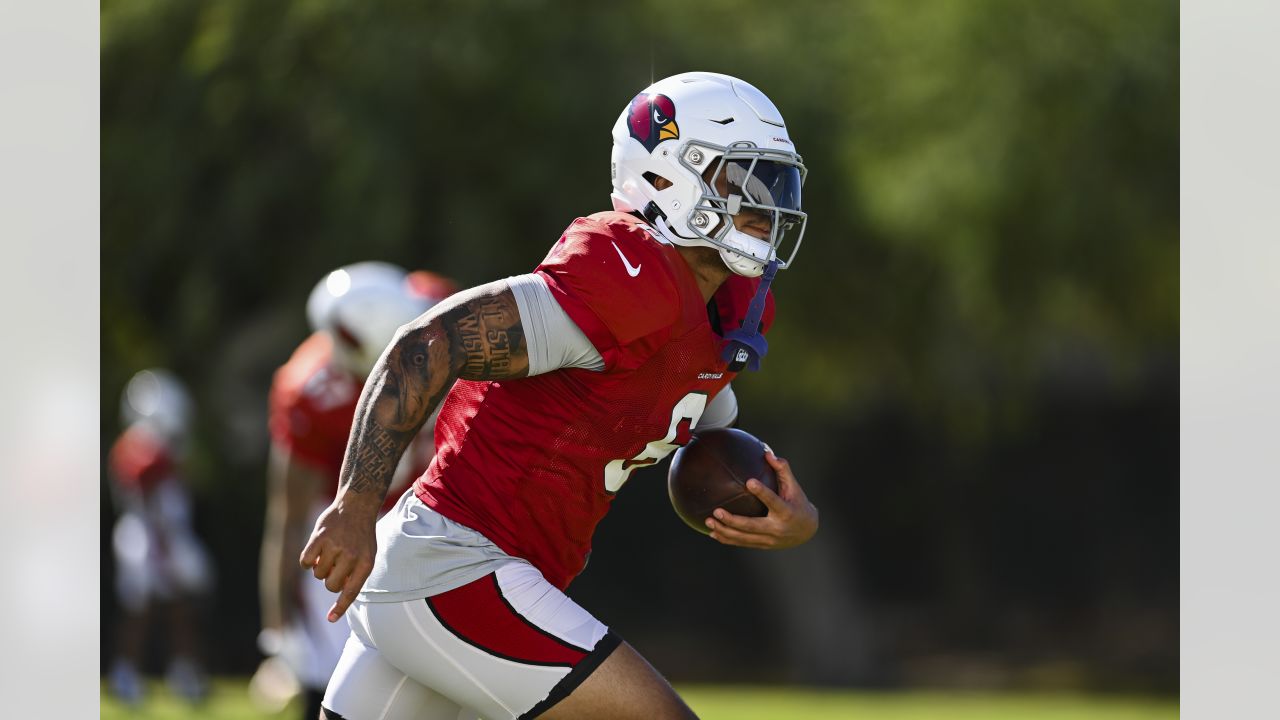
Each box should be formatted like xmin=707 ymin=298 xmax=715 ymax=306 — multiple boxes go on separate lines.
xmin=101 ymin=0 xmax=1178 ymax=693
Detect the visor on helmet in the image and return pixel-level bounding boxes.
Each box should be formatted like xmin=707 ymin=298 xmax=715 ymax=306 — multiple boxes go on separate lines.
xmin=723 ymin=160 xmax=803 ymax=213
xmin=681 ymin=144 xmax=808 ymax=272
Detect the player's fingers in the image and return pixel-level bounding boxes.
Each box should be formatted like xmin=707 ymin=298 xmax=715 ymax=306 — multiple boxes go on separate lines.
xmin=765 ymin=451 xmax=796 ymax=486
xmin=310 ymin=547 xmax=338 ymax=580
xmin=745 ymin=477 xmax=791 ymax=515
xmin=327 ymin=596 xmax=351 ymax=624
xmin=711 ymin=507 xmax=774 ymax=534
xmin=763 ymin=448 xmax=786 ymax=471
xmin=706 ymin=517 xmax=778 ymax=548
xmin=765 ymin=451 xmax=808 ymax=501
xmin=708 ymin=525 xmax=776 ymax=549
xmin=328 ymin=585 xmax=357 ymax=623
xmin=324 ymin=553 xmax=356 ymax=594
xmin=299 ymin=538 xmax=322 ymax=570
xmin=328 ymin=562 xmax=370 ymax=622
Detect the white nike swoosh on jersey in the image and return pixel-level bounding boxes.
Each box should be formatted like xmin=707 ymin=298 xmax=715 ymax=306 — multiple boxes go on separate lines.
xmin=611 ymin=241 xmax=642 ymax=277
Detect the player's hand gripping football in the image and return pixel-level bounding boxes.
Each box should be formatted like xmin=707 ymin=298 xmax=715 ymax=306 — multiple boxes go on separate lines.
xmin=299 ymin=499 xmax=377 ymax=622
xmin=705 ymin=450 xmax=819 ymax=549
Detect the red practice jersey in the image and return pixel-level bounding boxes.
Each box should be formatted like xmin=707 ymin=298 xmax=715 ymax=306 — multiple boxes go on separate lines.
xmin=269 ymin=332 xmax=363 ymax=496
xmin=109 ymin=424 xmax=176 ymax=495
xmin=416 ymin=211 xmax=775 ymax=589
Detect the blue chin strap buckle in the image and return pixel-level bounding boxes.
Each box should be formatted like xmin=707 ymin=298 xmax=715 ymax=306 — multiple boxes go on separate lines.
xmin=721 ymin=259 xmax=779 ymax=373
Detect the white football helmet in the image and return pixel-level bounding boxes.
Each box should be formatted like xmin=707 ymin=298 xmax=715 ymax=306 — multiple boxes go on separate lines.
xmin=610 ymin=71 xmax=807 ymax=277
xmin=306 ymin=262 xmax=445 ymax=378
xmin=120 ymin=368 xmax=193 ymax=443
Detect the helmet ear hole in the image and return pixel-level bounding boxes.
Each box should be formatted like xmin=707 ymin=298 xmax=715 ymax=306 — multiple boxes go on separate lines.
xmin=643 ymin=172 xmax=674 ymax=191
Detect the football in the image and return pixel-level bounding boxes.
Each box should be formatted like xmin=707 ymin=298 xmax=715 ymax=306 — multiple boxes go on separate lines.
xmin=667 ymin=428 xmax=779 ymax=534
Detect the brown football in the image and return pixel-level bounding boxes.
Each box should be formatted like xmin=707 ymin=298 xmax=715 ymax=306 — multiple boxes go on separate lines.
xmin=668 ymin=428 xmax=778 ymax=535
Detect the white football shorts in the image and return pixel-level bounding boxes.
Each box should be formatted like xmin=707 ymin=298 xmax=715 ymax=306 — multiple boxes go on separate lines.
xmin=111 ymin=481 xmax=214 ymax=612
xmin=322 ymin=561 xmax=619 ymax=720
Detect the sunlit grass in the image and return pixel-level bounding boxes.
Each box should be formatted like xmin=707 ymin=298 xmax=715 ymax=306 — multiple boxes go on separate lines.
xmin=679 ymin=686 xmax=1178 ymax=720
xmin=100 ymin=679 xmax=1178 ymax=719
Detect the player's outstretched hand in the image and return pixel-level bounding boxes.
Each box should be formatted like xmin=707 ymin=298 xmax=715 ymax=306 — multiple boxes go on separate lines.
xmin=705 ymin=449 xmax=819 ymax=549
xmin=299 ymin=501 xmax=376 ymax=622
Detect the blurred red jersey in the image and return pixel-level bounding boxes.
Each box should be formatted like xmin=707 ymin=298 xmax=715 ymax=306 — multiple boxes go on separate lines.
xmin=269 ymin=332 xmax=433 ymax=511
xmin=416 ymin=211 xmax=775 ymax=589
xmin=269 ymin=332 xmax=362 ymax=496
xmin=109 ymin=424 xmax=176 ymax=494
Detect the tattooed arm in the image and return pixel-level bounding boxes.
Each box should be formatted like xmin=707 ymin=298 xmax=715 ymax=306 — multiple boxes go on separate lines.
xmin=299 ymin=280 xmax=529 ymax=621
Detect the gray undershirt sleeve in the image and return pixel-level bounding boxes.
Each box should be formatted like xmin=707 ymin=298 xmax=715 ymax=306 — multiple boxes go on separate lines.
xmin=507 ymin=274 xmax=605 ymax=376
xmin=697 ymin=384 xmax=739 ymax=431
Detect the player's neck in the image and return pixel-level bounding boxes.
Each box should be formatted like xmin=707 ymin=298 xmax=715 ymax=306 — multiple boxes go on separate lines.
xmin=675 ymin=245 xmax=732 ymax=303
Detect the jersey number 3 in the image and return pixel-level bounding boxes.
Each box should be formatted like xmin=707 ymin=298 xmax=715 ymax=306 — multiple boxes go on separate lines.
xmin=603 ymin=392 xmax=707 ymax=493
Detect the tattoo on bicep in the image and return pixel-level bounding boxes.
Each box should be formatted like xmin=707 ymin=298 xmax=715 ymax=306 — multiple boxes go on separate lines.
xmin=444 ymin=293 xmax=529 ymax=380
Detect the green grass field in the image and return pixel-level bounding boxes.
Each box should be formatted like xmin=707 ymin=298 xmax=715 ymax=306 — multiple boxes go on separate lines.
xmin=101 ymin=679 xmax=1177 ymax=719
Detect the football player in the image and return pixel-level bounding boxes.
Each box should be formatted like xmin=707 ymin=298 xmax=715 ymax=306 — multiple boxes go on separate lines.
xmin=305 ymin=72 xmax=819 ymax=720
xmin=106 ymin=369 xmax=214 ymax=705
xmin=258 ymin=263 xmax=455 ymax=720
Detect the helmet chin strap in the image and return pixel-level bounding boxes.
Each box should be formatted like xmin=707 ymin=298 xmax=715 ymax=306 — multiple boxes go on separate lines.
xmin=648 ymin=208 xmax=775 ymax=371
xmin=721 ymin=258 xmax=779 ymax=372
xmin=652 ymin=215 xmax=679 ymax=245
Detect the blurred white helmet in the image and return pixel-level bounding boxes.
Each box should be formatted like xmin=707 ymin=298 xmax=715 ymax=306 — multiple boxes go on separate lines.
xmin=306 ymin=262 xmax=450 ymax=378
xmin=120 ymin=368 xmax=193 ymax=442
xmin=610 ymin=71 xmax=807 ymax=277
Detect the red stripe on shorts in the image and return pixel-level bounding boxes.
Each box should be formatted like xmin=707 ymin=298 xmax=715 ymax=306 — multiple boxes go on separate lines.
xmin=426 ymin=575 xmax=589 ymax=667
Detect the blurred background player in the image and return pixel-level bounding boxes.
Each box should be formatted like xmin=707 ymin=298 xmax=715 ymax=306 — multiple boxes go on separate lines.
xmin=256 ymin=262 xmax=456 ymax=720
xmin=106 ymin=369 xmax=214 ymax=705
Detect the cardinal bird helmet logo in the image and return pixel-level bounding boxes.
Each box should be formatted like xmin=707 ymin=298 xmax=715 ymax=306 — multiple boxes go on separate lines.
xmin=627 ymin=93 xmax=679 ymax=153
